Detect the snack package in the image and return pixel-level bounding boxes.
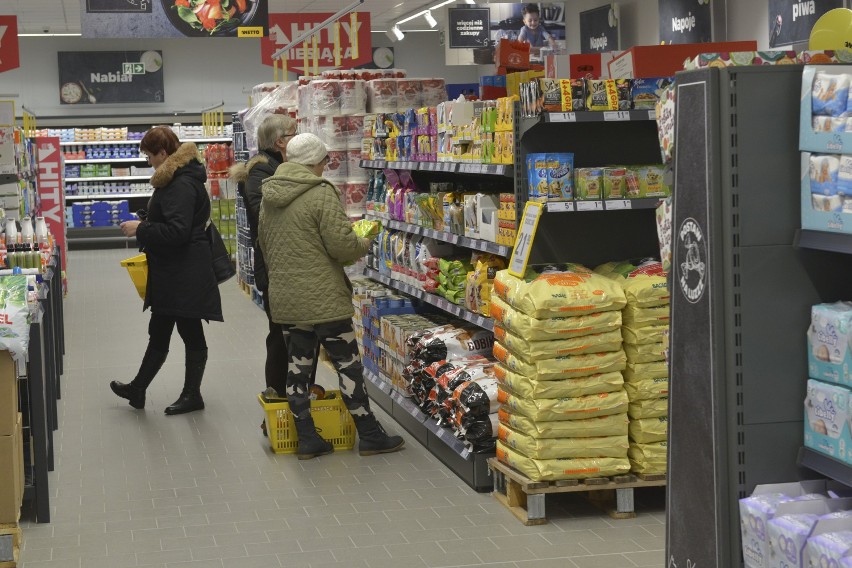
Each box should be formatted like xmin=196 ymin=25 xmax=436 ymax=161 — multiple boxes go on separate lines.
xmin=498 ymin=424 xmax=629 ymax=460
xmin=575 ymin=168 xmax=603 ymax=200
xmin=629 ymin=416 xmax=668 ymax=443
xmin=547 ymin=153 xmax=574 ymax=199
xmin=497 ymin=387 xmax=629 ymax=421
xmin=812 ymin=73 xmax=850 ymax=116
xmin=494 ymin=324 xmax=623 ymax=359
xmin=351 ymin=219 xmax=383 ymax=238
xmin=496 ymin=441 xmax=630 ymax=481
xmin=603 ymin=168 xmax=628 ymax=199
xmin=498 ymin=406 xmax=629 ymax=438
xmin=490 ymin=296 xmax=623 ymax=341
xmin=631 ymin=77 xmax=673 ymax=110
xmin=586 ymin=79 xmax=619 ymax=111
xmin=496 ymin=364 xmax=624 ymax=399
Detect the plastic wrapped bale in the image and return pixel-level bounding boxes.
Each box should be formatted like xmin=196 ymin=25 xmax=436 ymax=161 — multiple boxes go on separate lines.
xmin=623 ymin=377 xmax=669 ymax=401
xmin=623 ymin=360 xmax=669 ymax=383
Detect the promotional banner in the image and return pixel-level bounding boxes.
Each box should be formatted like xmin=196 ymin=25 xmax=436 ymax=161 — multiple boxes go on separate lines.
xmin=768 ymin=0 xmax=843 ymax=47
xmin=579 ymin=4 xmax=619 ymax=54
xmin=34 ymin=137 xmax=67 ymax=279
xmin=0 ymin=16 xmax=20 ymax=74
xmin=81 ymin=0 xmax=268 ymax=38
xmin=658 ymin=0 xmax=712 ymax=44
xmin=449 ymin=7 xmax=491 ymax=48
xmin=58 ymin=51 xmax=164 ymax=104
xmin=261 ymin=12 xmax=372 ymax=72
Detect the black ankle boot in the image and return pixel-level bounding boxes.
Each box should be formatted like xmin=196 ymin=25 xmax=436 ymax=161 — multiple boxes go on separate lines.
xmin=294 ymin=416 xmax=333 ymax=460
xmin=110 ymin=347 xmax=168 ymax=409
xmin=165 ymin=349 xmax=207 ymax=415
xmin=353 ymin=414 xmax=404 ymax=456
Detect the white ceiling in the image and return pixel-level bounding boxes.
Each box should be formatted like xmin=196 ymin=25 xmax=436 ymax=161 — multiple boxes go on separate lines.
xmin=5 ymin=0 xmax=437 ymax=34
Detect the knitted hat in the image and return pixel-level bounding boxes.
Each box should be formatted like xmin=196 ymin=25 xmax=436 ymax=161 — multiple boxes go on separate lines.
xmin=285 ymin=133 xmax=328 ymax=166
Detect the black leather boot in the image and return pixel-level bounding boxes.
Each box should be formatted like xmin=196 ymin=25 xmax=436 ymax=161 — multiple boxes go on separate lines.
xmin=165 ymin=349 xmax=207 ymax=415
xmin=294 ymin=416 xmax=333 ymax=460
xmin=353 ymin=414 xmax=404 ymax=456
xmin=110 ymin=347 xmax=168 ymax=409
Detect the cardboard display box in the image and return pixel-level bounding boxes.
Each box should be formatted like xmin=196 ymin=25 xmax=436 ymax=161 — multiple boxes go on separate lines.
xmin=608 ymin=40 xmax=758 ymax=78
xmin=0 ymin=352 xmax=16 ymax=438
xmin=0 ymin=413 xmax=23 ymax=525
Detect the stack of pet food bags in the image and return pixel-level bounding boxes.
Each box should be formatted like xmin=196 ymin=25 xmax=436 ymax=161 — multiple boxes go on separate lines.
xmin=490 ymin=265 xmax=632 ymax=482
xmin=403 ymin=324 xmax=500 ymax=451
xmin=595 ymin=259 xmax=670 ymax=477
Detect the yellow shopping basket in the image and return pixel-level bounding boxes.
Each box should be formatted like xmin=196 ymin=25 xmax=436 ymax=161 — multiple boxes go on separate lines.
xmin=120 ymin=253 xmax=148 ymax=300
xmin=258 ymin=391 xmax=356 ymax=454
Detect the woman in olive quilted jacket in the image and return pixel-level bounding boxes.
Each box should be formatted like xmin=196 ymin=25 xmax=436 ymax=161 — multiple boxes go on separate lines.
xmin=259 ymin=133 xmax=404 ymax=460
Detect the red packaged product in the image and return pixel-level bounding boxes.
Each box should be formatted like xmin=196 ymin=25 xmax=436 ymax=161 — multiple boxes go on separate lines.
xmin=324 ymin=150 xmax=348 ymax=181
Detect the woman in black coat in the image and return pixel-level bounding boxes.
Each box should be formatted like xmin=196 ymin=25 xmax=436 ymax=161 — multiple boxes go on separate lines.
xmin=111 ymin=126 xmax=223 ymax=415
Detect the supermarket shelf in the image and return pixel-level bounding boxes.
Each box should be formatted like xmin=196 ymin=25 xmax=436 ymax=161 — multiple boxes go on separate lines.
xmin=795 ymin=229 xmax=852 ymax=255
xmin=544 ymin=198 xmax=663 ymax=213
xmin=798 ymin=447 xmax=852 ymax=487
xmin=366 ymin=215 xmax=511 ymax=257
xmin=65 ymin=175 xmax=150 ymax=182
xmin=0 ymin=173 xmax=19 ymax=184
xmin=65 ymin=192 xmax=152 ymax=201
xmin=59 ymin=137 xmax=231 ymax=147
xmin=66 ymin=226 xmax=132 ymax=242
xmin=359 ymin=159 xmax=513 ymax=177
xmin=64 ymin=158 xmax=145 ymax=164
xmin=543 ymin=110 xmax=657 ymax=123
xmin=363 ymin=267 xmax=493 ymax=331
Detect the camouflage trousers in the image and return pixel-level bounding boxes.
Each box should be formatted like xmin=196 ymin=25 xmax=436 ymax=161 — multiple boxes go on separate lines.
xmin=281 ymin=319 xmax=371 ymax=421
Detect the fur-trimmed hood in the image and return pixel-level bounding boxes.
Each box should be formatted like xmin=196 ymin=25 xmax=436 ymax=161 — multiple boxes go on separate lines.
xmin=228 ymin=154 xmax=270 ymax=184
xmin=150 ymin=142 xmax=204 ymax=189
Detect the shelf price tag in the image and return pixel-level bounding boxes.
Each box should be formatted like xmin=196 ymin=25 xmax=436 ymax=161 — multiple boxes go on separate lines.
xmin=648 ymin=110 xmax=657 ymax=121
xmin=576 ymin=201 xmax=603 ymax=212
xmin=450 ymin=233 xmax=460 ymax=244
xmin=551 ymin=112 xmax=577 ymax=122
xmin=546 ymin=201 xmax=575 ymax=213
xmin=604 ymin=200 xmax=631 ymax=210
xmin=486 ymin=165 xmax=499 ymax=175
xmin=498 ymin=246 xmax=509 ymax=256
xmin=508 ymin=201 xmax=543 ymax=278
xmin=604 ymin=111 xmax=631 ymax=121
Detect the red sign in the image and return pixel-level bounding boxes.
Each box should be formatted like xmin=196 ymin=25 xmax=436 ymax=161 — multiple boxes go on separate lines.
xmin=261 ymin=12 xmax=372 ymax=73
xmin=0 ymin=16 xmax=19 ymax=73
xmin=35 ymin=138 xmax=67 ymax=286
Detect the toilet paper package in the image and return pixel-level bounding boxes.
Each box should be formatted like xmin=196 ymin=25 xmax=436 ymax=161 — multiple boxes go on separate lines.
xmin=804 ymin=379 xmax=852 ymax=462
xmin=808 ymin=302 xmax=852 ymax=387
xmin=740 ymin=480 xmax=831 ymax=568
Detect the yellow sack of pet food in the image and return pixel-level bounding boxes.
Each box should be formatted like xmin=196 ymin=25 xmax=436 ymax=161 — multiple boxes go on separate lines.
xmin=629 ymin=416 xmax=668 ymax=443
xmin=495 ymin=365 xmax=623 ymax=399
xmin=498 ymin=424 xmax=629 ymax=460
xmin=623 ymin=377 xmax=669 ymax=401
xmin=628 ymin=397 xmax=668 ymax=419
xmin=496 ymin=441 xmax=631 ymax=481
xmin=493 ymin=266 xmax=627 ymax=319
xmin=594 ymin=260 xmax=670 ymax=308
xmin=624 ymin=342 xmax=667 ymax=364
xmin=628 ymin=441 xmax=668 ymax=474
xmin=622 ymin=325 xmax=669 ymax=345
xmin=490 ymin=296 xmax=622 ymax=341
xmin=622 ymin=304 xmax=670 ymax=328
xmin=498 ymin=407 xmax=629 ymax=439
xmin=493 ymin=342 xmax=627 ymax=380
xmin=497 ymin=387 xmax=629 ymax=421
xmin=623 ymin=361 xmax=669 ymax=383
xmin=494 ymin=324 xmax=623 ymax=360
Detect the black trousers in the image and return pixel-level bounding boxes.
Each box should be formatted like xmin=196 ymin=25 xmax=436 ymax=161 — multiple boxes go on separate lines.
xmin=148 ymin=313 xmax=207 ymax=352
xmin=262 ymin=292 xmax=289 ymax=394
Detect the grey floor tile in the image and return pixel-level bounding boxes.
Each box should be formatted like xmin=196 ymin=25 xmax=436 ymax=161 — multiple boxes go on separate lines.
xmin=570 ymin=553 xmax=636 ymax=568
xmin=222 ymin=554 xmax=282 ymax=568
xmin=624 ymin=549 xmax=666 ymax=566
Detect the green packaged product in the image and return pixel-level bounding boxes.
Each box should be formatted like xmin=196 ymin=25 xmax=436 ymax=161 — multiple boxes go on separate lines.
xmin=575 ymin=168 xmax=603 ymax=200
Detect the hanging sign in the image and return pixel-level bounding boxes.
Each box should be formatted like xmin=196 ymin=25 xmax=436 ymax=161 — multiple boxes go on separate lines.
xmin=81 ymin=0 xmax=268 ymax=38
xmin=658 ymin=0 xmax=712 ymax=44
xmin=768 ymin=0 xmax=843 ymax=47
xmin=448 ymin=7 xmax=491 ymax=48
xmin=508 ymin=201 xmax=542 ymax=278
xmin=261 ymin=12 xmax=372 ymax=72
xmin=34 ymin=137 xmax=67 ymax=278
xmin=58 ymin=51 xmax=165 ymax=104
xmin=0 ymin=16 xmax=20 ymax=74
xmin=579 ymin=4 xmax=619 ymax=54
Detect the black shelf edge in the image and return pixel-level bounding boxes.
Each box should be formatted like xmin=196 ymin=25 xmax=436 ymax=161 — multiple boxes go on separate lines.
xmin=544 ymin=197 xmax=664 ymax=213
xmin=799 ymin=447 xmax=852 ymax=486
xmin=542 ymin=110 xmax=658 ymax=123
xmin=366 ymin=215 xmax=511 ymax=257
xmin=363 ymin=267 xmax=494 ymax=331
xmin=359 ymin=159 xmax=513 ymax=177
xmin=795 ymin=229 xmax=852 ymax=255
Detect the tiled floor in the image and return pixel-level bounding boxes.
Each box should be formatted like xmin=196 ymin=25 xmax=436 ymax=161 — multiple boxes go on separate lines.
xmin=17 ymin=248 xmax=667 ymax=568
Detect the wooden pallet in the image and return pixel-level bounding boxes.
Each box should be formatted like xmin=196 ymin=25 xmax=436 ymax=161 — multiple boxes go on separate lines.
xmin=0 ymin=523 xmax=21 ymax=567
xmin=488 ymin=458 xmax=667 ymax=525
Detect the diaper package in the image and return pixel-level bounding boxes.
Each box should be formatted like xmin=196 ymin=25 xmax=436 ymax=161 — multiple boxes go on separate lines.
xmin=495 ymin=365 xmax=624 ymax=399
xmin=808 ymin=302 xmax=852 ymax=387
xmin=498 ymin=424 xmax=628 ymax=460
xmin=805 ymin=531 xmax=852 ymax=568
xmin=490 ymin=296 xmax=623 ymax=341
xmin=497 ymin=387 xmax=629 ymax=421
xmin=766 ymin=513 xmax=821 ymax=568
xmin=498 ymin=406 xmax=629 ymax=439
xmin=812 ymin=73 xmax=850 ymax=117
xmin=496 ymin=440 xmax=630 ymax=481
xmin=804 ymin=379 xmax=852 ymax=462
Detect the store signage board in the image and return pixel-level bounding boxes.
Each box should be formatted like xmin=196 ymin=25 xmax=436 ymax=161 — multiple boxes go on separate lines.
xmin=508 ymin=201 xmax=542 ymax=278
xmin=0 ymin=16 xmax=20 ymax=74
xmin=579 ymin=4 xmax=618 ymax=54
xmin=767 ymin=0 xmax=842 ymax=47
xmin=261 ymin=12 xmax=372 ymax=72
xmin=667 ymin=71 xmax=723 ymax=568
xmin=658 ymin=0 xmax=711 ymax=44
xmin=448 ymin=7 xmax=491 ymax=49
xmin=35 ymin=137 xmax=68 ymax=279
xmin=58 ymin=51 xmax=164 ymax=104
xmin=81 ymin=0 xmax=268 ymax=38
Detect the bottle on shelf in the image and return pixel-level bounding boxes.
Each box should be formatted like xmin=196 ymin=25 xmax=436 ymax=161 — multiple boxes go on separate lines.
xmin=20 ymin=216 xmax=33 ymax=243
xmin=5 ymin=218 xmax=17 ymax=245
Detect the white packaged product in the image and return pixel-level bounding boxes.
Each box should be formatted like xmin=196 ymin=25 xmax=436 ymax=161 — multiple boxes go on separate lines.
xmin=346 ymin=150 xmax=368 ymax=182
xmin=342 ymin=182 xmax=369 ymax=216
xmin=367 ymin=79 xmax=398 ymax=113
xmin=323 ymin=116 xmax=349 ymax=150
xmin=324 ymin=150 xmax=348 ymax=181
xmin=396 ymin=78 xmax=423 ymax=112
xmin=339 ymin=79 xmax=367 ymax=114
xmin=309 ymin=80 xmax=342 ymax=117
xmin=421 ymin=78 xmax=447 ymax=107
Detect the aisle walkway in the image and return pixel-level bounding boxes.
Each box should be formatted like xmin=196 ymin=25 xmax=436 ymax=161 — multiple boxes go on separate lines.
xmin=18 ymin=248 xmax=666 ymax=568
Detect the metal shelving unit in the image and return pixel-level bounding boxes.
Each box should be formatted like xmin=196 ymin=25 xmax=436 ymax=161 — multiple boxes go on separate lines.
xmin=359 ymin=159 xmax=513 ymax=177
xmin=794 ymin=229 xmax=852 ymax=255
xmin=65 ymin=175 xmax=149 ymax=182
xmin=365 ymin=215 xmax=511 ymax=257
xmin=543 ymin=110 xmax=657 ymax=123
xmin=544 ymin=197 xmax=663 ymax=213
xmin=65 ymin=192 xmax=152 ymax=201
xmin=64 ymin=158 xmax=145 ymax=164
xmin=59 ymin=137 xmax=231 ymax=147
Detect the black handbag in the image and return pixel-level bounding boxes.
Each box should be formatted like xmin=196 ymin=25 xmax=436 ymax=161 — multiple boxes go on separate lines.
xmin=206 ymin=220 xmax=236 ymax=284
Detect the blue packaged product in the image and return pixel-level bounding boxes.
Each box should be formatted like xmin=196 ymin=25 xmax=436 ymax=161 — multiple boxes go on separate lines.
xmin=546 ymin=153 xmax=574 ymax=199
xmin=812 ymin=73 xmax=850 ymax=117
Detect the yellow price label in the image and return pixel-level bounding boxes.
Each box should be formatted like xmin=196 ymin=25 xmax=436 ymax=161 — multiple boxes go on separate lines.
xmin=238 ymin=27 xmax=264 ymax=37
